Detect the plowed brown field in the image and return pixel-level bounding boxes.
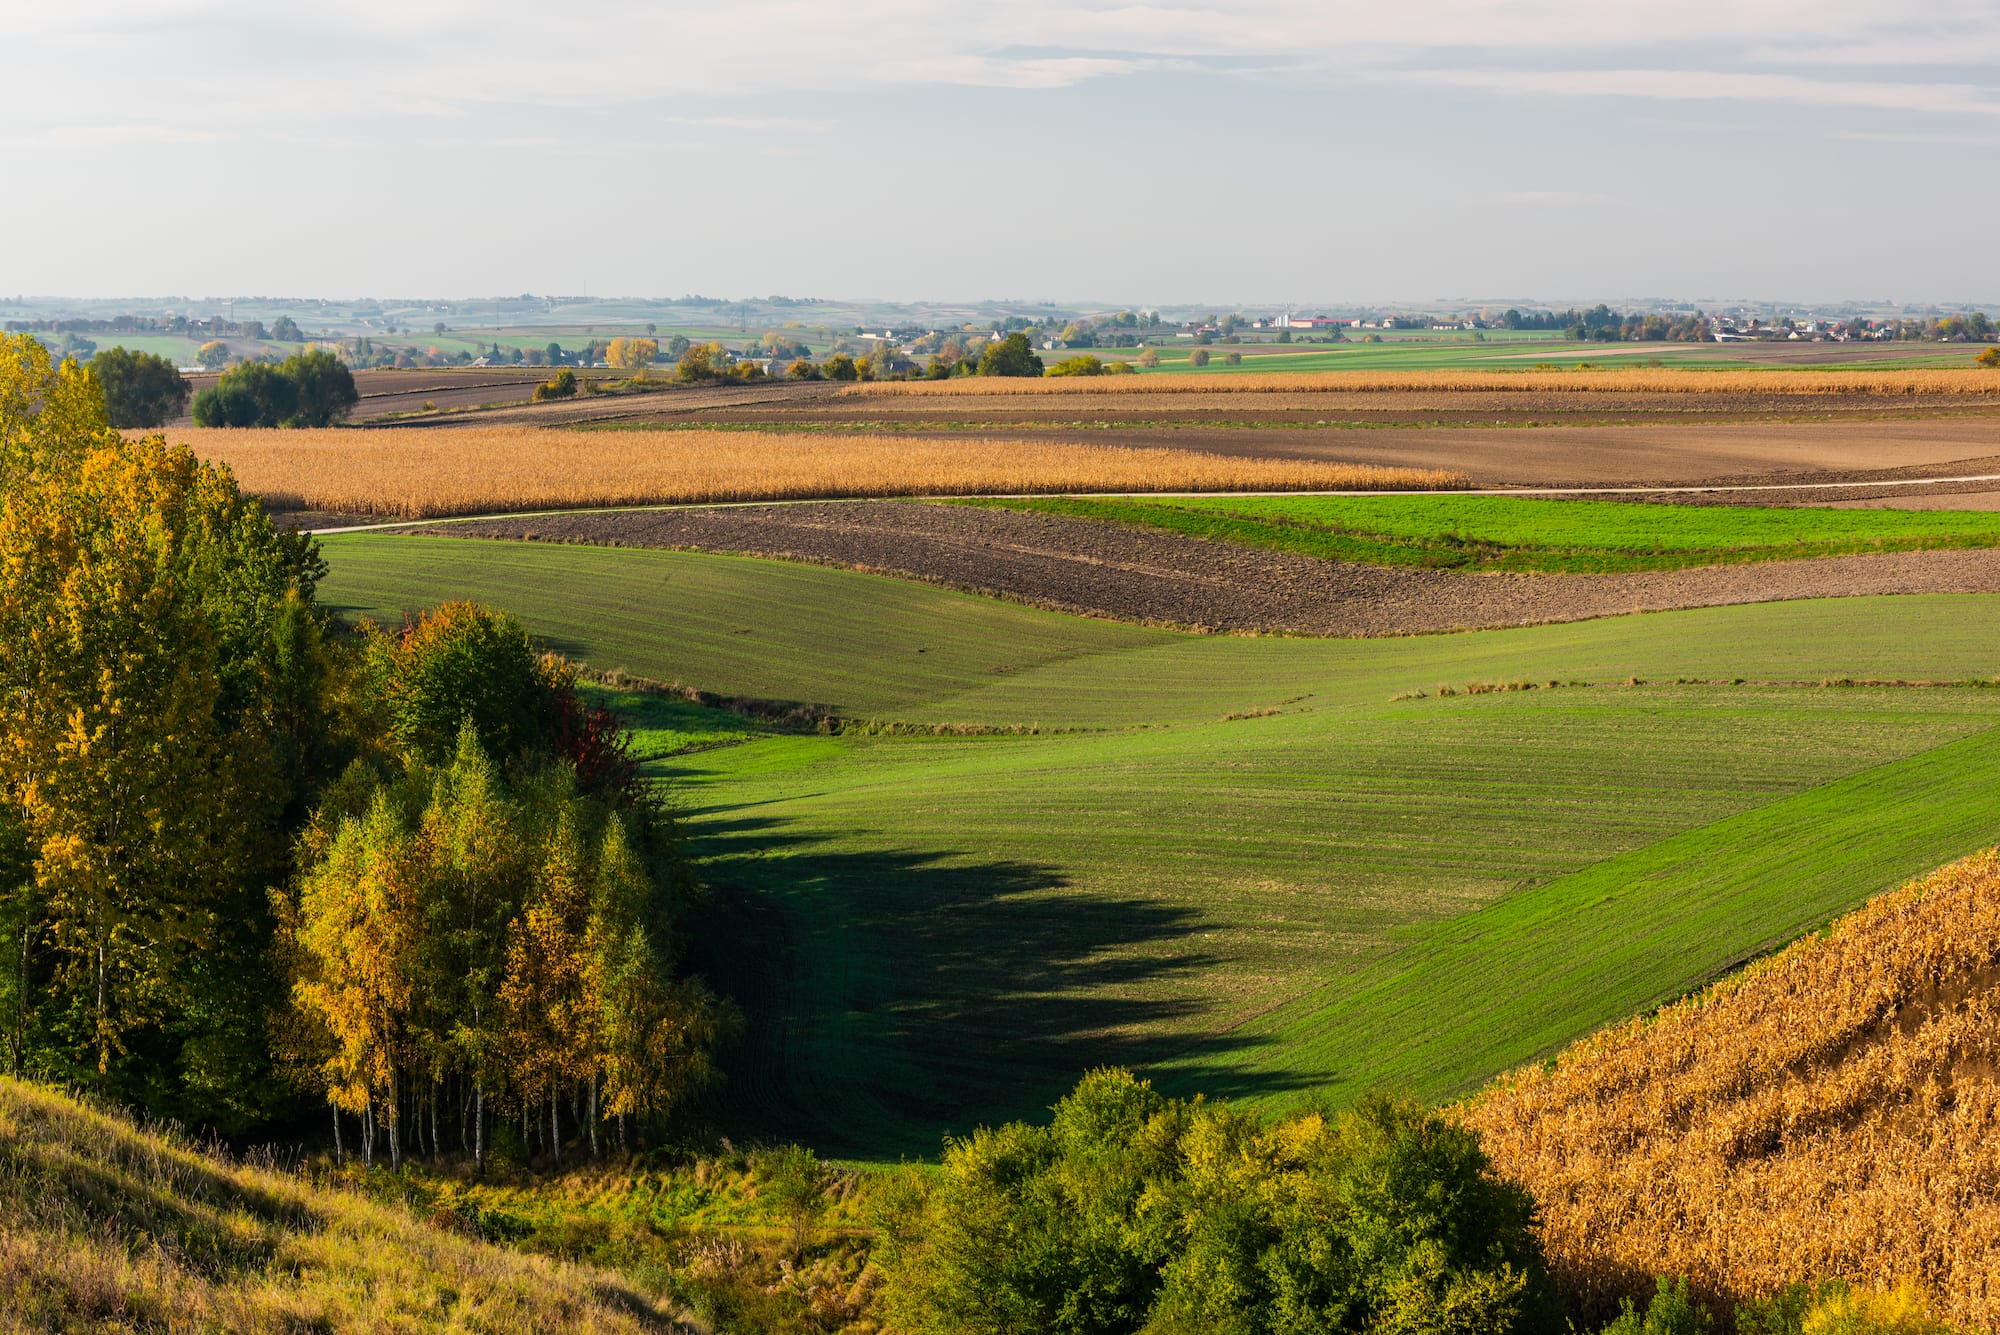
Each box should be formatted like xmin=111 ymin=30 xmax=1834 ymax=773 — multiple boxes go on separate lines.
xmin=416 ymin=502 xmax=2000 ymax=636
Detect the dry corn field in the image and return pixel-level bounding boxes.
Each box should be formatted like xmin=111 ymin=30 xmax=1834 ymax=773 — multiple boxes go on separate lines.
xmin=1461 ymin=848 xmax=2000 ymax=1330
xmin=169 ymin=427 xmax=1463 ymax=518
xmin=841 ymin=369 xmax=2000 ymax=397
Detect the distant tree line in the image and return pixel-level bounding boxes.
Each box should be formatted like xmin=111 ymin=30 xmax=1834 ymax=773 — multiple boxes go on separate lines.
xmin=1498 ymin=306 xmax=1711 ymax=342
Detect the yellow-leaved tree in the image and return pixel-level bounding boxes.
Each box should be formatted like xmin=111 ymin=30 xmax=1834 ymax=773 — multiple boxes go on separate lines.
xmin=0 ymin=332 xmax=324 ymax=1127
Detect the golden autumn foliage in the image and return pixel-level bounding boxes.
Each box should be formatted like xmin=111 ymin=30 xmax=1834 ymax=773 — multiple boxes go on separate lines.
xmin=168 ymin=426 xmax=1463 ymax=519
xmin=1461 ymin=848 xmax=2000 ymax=1331
xmin=838 ymin=368 xmax=2000 ymax=397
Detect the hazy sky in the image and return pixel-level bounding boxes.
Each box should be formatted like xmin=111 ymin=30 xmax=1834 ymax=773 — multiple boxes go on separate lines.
xmin=7 ymin=2 xmax=1998 ymax=306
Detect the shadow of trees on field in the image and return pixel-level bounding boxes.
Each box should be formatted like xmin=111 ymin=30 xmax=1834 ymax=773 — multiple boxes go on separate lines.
xmin=677 ymin=802 xmax=1314 ymax=1160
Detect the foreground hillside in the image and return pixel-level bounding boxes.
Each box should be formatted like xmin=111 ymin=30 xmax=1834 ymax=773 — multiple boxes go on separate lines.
xmin=1464 ymin=848 xmax=2000 ymax=1329
xmin=0 ymin=1078 xmax=683 ymax=1333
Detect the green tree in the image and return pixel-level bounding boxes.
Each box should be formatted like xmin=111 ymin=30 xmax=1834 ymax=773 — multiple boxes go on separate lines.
xmin=822 ymin=353 xmax=859 ymax=382
xmin=196 ymin=340 xmax=230 ymax=370
xmin=191 ymin=361 xmax=297 ymax=428
xmin=0 ymin=373 xmax=318 ymax=1123
xmin=365 ymin=601 xmax=554 ymax=766
xmin=978 ymin=333 xmax=1045 ymax=377
xmin=280 ymin=349 xmax=359 ymax=427
xmin=1188 ymin=348 xmax=1211 ymax=368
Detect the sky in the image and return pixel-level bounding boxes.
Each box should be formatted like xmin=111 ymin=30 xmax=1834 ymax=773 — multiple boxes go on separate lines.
xmin=5 ymin=1 xmax=1998 ymax=307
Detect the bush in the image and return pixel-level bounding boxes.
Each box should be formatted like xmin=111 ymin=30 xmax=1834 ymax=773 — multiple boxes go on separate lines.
xmin=1045 ymin=355 xmax=1106 ymax=377
xmin=534 ymin=368 xmax=579 ymax=401
xmin=92 ymin=346 xmax=191 ymax=427
xmin=879 ymin=1070 xmax=1550 ymax=1335
xmin=1601 ymin=1278 xmax=1712 ymax=1335
xmin=1736 ymin=1281 xmax=1958 ymax=1335
xmin=1188 ymin=348 xmax=1210 ymax=368
xmin=1137 ymin=348 xmax=1161 ymax=368
xmin=822 ymin=353 xmax=859 ymax=382
xmin=1224 ymin=351 xmax=1243 ymax=366
xmin=1977 ymin=347 xmax=2000 ymax=368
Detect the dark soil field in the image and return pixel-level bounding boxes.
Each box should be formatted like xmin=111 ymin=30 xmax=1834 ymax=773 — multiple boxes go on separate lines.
xmin=418 ymin=501 xmax=2000 ymax=636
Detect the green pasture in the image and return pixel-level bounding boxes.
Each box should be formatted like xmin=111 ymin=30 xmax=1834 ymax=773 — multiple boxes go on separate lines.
xmin=320 ymin=534 xmax=2000 ymax=1157
xmin=1085 ymin=340 xmax=1992 ymax=374
xmin=971 ymin=496 xmax=2000 ymax=574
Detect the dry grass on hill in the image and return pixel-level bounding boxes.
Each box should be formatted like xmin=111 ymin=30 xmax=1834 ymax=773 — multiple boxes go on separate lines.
xmin=1462 ymin=849 xmax=2000 ymax=1330
xmin=841 ymin=369 xmax=2000 ymax=397
xmin=0 ymin=1076 xmax=684 ymax=1333
xmin=170 ymin=427 xmax=1462 ymax=519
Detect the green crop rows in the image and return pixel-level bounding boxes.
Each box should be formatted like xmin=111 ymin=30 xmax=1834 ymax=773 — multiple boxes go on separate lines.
xmin=321 ymin=534 xmax=2000 ymax=1157
xmin=966 ymin=495 xmax=2000 ymax=574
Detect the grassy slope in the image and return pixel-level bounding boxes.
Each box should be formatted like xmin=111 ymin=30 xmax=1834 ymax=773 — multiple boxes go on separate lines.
xmin=965 ymin=496 xmax=2000 ymax=574
xmin=321 ymin=535 xmax=2000 ymax=1157
xmin=0 ymin=1077 xmax=681 ymax=1333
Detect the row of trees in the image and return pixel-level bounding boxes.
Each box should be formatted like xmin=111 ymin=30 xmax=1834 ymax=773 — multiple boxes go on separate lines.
xmin=191 ymin=350 xmax=360 ymax=428
xmin=0 ymin=335 xmax=724 ymax=1159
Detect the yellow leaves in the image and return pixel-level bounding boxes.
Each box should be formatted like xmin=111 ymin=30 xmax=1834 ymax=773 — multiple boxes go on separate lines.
xmin=0 ymin=332 xmax=115 ymax=493
xmin=1804 ymin=1280 xmax=1953 ymax=1335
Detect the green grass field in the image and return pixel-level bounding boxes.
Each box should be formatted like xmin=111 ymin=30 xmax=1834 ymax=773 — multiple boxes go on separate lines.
xmin=967 ymin=496 xmax=2000 ymax=574
xmin=320 ymin=534 xmax=2000 ymax=1157
xmin=1065 ymin=340 xmax=1993 ymax=374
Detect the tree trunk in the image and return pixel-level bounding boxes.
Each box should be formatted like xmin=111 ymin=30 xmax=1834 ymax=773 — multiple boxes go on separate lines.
xmin=549 ymin=1092 xmax=562 ymax=1170
xmin=474 ymin=1075 xmax=486 ymax=1176
xmin=430 ymin=1082 xmax=440 ymax=1160
xmin=94 ymin=942 xmax=108 ymax=1073
xmin=388 ymin=1073 xmax=401 ymax=1171
xmin=332 ymin=1102 xmax=343 ymax=1165
xmin=363 ymin=1099 xmax=375 ymax=1169
xmin=588 ymin=1077 xmax=599 ymax=1159
xmin=618 ymin=1112 xmax=628 ymax=1154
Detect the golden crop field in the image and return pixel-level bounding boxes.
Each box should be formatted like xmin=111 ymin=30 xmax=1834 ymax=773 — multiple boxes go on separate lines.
xmin=840 ymin=368 xmax=2000 ymax=397
xmin=167 ymin=427 xmax=1462 ymax=518
xmin=1462 ymin=848 xmax=2000 ymax=1329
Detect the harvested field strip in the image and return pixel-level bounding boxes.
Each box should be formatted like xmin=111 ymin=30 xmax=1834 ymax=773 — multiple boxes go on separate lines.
xmin=966 ymin=495 xmax=2000 ymax=574
xmin=839 ymin=369 xmax=2000 ymax=396
xmin=1462 ymin=847 xmax=2000 ymax=1330
xmin=168 ymin=426 xmax=1458 ymax=519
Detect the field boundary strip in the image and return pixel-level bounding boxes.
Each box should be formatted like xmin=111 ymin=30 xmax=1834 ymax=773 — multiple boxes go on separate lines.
xmin=301 ymin=472 xmax=2000 ymax=535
